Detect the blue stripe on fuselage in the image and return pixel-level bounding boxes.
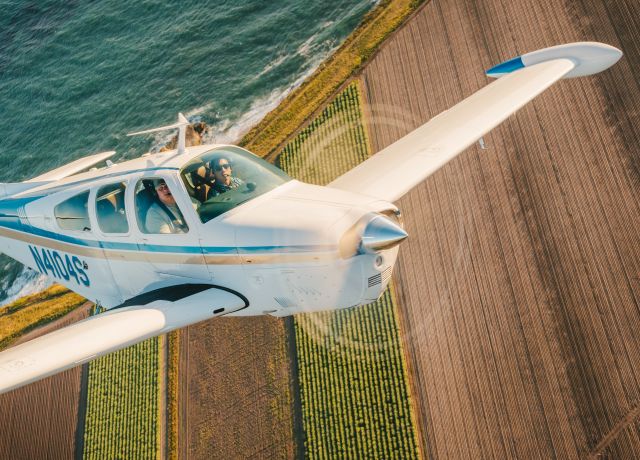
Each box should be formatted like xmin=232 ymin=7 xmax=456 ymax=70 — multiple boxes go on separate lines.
xmin=0 ymin=194 xmax=336 ymax=255
xmin=0 ymin=217 xmax=334 ymax=255
xmin=0 ymin=196 xmax=43 ymax=218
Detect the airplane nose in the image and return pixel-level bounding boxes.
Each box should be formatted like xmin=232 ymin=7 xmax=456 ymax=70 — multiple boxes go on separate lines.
xmin=360 ymin=215 xmax=408 ymax=253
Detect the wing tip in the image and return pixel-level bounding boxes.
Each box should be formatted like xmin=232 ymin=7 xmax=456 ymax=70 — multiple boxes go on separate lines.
xmin=486 ymin=42 xmax=622 ymax=79
xmin=486 ymin=56 xmax=525 ymax=78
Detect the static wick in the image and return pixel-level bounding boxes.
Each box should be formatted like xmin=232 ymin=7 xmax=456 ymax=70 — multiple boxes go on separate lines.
xmin=478 ymin=137 xmax=488 ymax=150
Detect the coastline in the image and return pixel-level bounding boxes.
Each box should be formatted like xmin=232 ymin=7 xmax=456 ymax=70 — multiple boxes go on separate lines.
xmin=240 ymin=0 xmax=428 ymax=158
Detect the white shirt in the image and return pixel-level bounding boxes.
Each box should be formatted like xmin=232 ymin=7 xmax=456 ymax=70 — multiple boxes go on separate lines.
xmin=145 ymin=202 xmax=186 ymax=234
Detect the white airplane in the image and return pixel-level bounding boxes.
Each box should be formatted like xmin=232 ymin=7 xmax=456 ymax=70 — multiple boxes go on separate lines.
xmin=0 ymin=42 xmax=622 ymax=394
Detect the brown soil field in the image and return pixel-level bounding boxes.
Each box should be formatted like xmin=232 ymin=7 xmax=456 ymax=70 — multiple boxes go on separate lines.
xmin=359 ymin=0 xmax=640 ymax=458
xmin=179 ymin=316 xmax=296 ymax=459
xmin=0 ymin=302 xmax=92 ymax=459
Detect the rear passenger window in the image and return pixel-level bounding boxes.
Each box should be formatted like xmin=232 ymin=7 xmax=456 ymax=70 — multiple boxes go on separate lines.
xmin=55 ymin=191 xmax=91 ymax=231
xmin=96 ymin=182 xmax=129 ymax=233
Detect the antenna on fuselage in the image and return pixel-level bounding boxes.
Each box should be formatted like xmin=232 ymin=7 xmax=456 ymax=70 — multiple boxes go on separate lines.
xmin=127 ymin=113 xmax=190 ymax=155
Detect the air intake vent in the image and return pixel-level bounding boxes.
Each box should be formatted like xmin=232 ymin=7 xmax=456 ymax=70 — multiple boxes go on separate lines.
xmin=368 ymin=267 xmax=393 ymax=288
xmin=368 ymin=273 xmax=382 ymax=288
xmin=17 ymin=206 xmax=29 ymax=226
xmin=382 ymin=267 xmax=393 ymax=283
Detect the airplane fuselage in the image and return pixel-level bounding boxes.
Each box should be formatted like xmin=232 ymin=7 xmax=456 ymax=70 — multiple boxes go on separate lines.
xmin=0 ymin=146 xmax=400 ymax=316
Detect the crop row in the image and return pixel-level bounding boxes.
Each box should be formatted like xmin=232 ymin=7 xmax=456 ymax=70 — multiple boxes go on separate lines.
xmin=166 ymin=331 xmax=179 ymax=460
xmin=280 ymin=83 xmax=370 ymax=185
xmin=82 ymin=336 xmax=160 ymax=460
xmin=279 ymin=82 xmax=420 ymax=459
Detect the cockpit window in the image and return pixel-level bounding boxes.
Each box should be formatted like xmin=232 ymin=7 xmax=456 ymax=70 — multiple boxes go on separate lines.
xmin=55 ymin=191 xmax=91 ymax=232
xmin=96 ymin=182 xmax=129 ymax=234
xmin=180 ymin=146 xmax=291 ymax=223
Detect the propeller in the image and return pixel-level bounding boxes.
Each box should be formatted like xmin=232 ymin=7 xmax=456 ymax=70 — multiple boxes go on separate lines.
xmin=359 ymin=214 xmax=408 ymax=253
xmin=274 ymin=103 xmax=412 ymax=357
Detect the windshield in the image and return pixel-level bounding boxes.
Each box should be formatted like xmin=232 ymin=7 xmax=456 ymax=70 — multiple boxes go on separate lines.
xmin=180 ymin=146 xmax=291 ymax=223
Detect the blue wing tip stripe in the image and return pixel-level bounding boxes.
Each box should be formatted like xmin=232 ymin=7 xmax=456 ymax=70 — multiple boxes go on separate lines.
xmin=486 ymin=56 xmax=525 ymax=77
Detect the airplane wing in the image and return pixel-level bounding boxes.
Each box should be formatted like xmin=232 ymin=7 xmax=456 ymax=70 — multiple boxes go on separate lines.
xmin=25 ymin=150 xmax=116 ymax=183
xmin=0 ymin=181 xmax=52 ymax=199
xmin=1 ymin=147 xmax=116 ymax=199
xmin=329 ymin=42 xmax=622 ymax=203
xmin=0 ymin=285 xmax=247 ymax=395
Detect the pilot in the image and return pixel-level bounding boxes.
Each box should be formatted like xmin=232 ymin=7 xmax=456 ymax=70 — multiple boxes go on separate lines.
xmin=209 ymin=155 xmax=244 ymax=196
xmin=145 ymin=179 xmax=188 ymax=234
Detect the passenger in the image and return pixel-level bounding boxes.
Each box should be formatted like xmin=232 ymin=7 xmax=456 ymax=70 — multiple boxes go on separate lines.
xmin=145 ymin=179 xmax=188 ymax=234
xmin=208 ymin=155 xmax=244 ymax=196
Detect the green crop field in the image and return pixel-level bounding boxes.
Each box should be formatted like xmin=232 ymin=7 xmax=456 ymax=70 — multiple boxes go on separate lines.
xmin=279 ymin=82 xmax=420 ymax=459
xmin=0 ymin=284 xmax=86 ymax=351
xmin=82 ymin=335 xmax=160 ymax=460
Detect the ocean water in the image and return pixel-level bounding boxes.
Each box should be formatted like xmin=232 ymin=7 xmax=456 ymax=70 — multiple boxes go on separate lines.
xmin=0 ymin=0 xmax=375 ymax=304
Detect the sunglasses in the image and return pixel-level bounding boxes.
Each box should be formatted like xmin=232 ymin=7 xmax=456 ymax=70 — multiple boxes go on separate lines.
xmin=156 ymin=184 xmax=169 ymax=191
xmin=214 ymin=163 xmax=232 ymax=171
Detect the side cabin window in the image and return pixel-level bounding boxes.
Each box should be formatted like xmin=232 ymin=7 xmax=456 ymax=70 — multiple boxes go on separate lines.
xmin=96 ymin=182 xmax=129 ymax=234
xmin=55 ymin=191 xmax=91 ymax=231
xmin=134 ymin=178 xmax=189 ymax=234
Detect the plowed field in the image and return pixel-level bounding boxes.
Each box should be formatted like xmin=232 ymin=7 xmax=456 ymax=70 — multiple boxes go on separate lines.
xmin=0 ymin=302 xmax=91 ymax=459
xmin=359 ymin=0 xmax=640 ymax=457
xmin=180 ymin=316 xmax=296 ymax=459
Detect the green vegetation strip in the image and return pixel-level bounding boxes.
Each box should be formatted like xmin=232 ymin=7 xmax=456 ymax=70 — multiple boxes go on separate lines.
xmin=83 ymin=337 xmax=160 ymax=460
xmin=0 ymin=284 xmax=86 ymax=351
xmin=166 ymin=331 xmax=180 ymax=460
xmin=279 ymin=82 xmax=420 ymax=459
xmin=241 ymin=0 xmax=426 ymax=158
